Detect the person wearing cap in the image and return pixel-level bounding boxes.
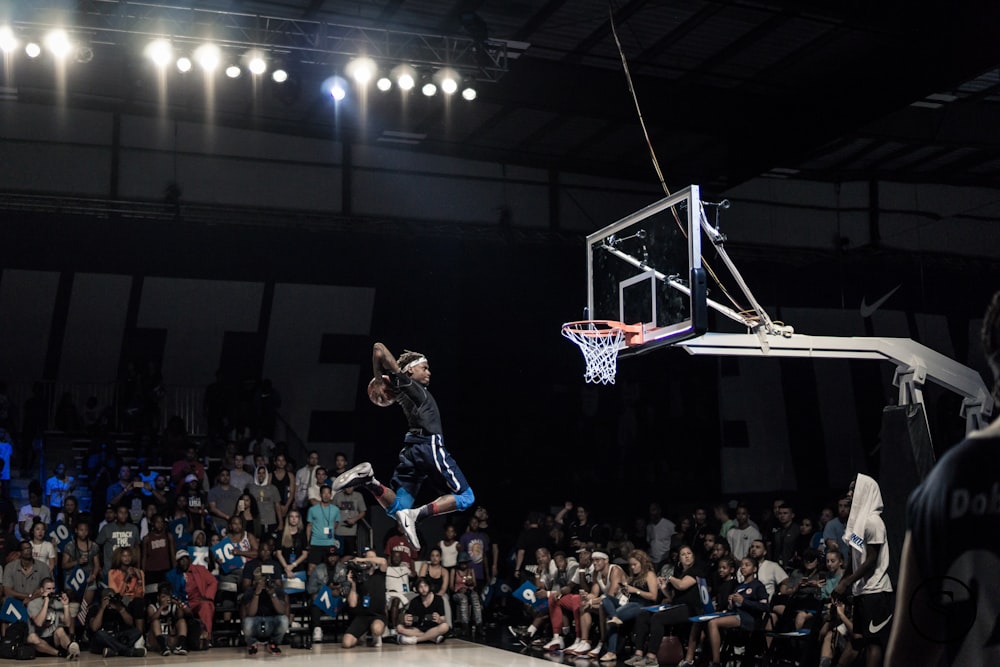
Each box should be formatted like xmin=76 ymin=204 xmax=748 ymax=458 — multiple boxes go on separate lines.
xmin=451 ymin=551 xmax=483 ymax=637
xmin=342 ymin=547 xmax=388 ymax=649
xmin=165 ymin=548 xmax=217 ymax=644
xmin=305 ymin=546 xmax=347 ymax=643
xmin=770 ymin=547 xmax=827 ymax=632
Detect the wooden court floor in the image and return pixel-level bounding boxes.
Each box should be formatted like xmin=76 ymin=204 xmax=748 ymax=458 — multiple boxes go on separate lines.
xmin=43 ymin=638 xmax=599 ymax=667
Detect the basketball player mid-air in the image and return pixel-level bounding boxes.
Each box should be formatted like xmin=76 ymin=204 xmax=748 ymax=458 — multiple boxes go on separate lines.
xmin=332 ymin=342 xmax=474 ymax=551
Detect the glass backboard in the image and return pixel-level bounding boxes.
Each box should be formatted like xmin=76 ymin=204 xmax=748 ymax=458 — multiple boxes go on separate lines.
xmin=587 ymin=185 xmax=707 ymax=355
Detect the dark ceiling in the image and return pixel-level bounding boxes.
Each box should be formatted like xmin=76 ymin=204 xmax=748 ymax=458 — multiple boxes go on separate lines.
xmin=6 ymin=1 xmax=1000 ymax=189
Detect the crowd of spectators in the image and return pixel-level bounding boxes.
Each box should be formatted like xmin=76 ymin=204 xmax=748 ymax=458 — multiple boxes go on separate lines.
xmin=0 ymin=371 xmax=883 ymax=665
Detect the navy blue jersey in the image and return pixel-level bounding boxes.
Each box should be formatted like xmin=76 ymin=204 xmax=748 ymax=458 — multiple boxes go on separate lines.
xmin=390 ymin=372 xmax=443 ymax=435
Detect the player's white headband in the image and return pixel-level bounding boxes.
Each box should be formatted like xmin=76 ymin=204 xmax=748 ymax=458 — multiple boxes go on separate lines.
xmin=403 ymin=357 xmax=428 ymax=372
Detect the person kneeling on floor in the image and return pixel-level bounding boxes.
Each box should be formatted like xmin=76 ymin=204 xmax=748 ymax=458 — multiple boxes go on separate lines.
xmin=396 ymin=577 xmax=449 ymax=645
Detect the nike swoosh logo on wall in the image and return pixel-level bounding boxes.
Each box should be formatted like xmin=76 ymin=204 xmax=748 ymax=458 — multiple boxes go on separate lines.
xmin=859 ymin=284 xmax=902 ymax=318
xmin=868 ymin=614 xmax=893 ymax=634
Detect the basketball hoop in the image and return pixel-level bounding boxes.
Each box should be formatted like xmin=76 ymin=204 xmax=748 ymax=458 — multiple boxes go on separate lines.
xmin=561 ymin=320 xmax=644 ymax=385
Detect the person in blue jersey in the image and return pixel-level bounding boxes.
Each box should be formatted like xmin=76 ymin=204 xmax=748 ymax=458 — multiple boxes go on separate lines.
xmin=332 ymin=343 xmax=474 ymax=551
xmin=694 ymin=556 xmax=770 ymax=667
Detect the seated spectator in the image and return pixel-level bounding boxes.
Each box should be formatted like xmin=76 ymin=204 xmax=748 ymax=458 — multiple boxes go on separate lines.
xmin=145 ymin=581 xmax=189 ymax=655
xmin=746 ymin=539 xmax=789 ymax=598
xmin=26 ymin=577 xmax=80 ymax=658
xmin=342 ymin=547 xmax=388 ymax=649
xmin=87 ymin=588 xmax=147 ymax=657
xmin=509 ymin=547 xmax=558 ymax=646
xmin=3 ymin=540 xmax=52 ymax=603
xmin=305 ymin=546 xmax=345 ymax=643
xmin=450 ymin=551 xmax=483 ymax=637
xmin=818 ymin=597 xmax=857 ymax=667
xmin=631 ymin=544 xmax=706 ymax=665
xmin=233 ymin=492 xmax=259 ymax=539
xmin=17 ymin=481 xmax=51 ymax=540
xmin=682 ymin=556 xmax=739 ymax=666
xmin=165 ymin=550 xmax=217 ymax=646
xmin=773 ymin=547 xmax=827 ymax=630
xmin=239 ymin=538 xmax=289 ymax=656
xmin=600 ymin=549 xmax=659 ymax=663
xmin=395 ymin=577 xmax=449 ymax=644
xmin=698 ymin=556 xmax=770 ymax=667
xmin=565 ymin=550 xmax=625 ymax=659
xmin=29 ymin=519 xmax=57 ymax=572
xmin=549 ymin=547 xmax=594 ymax=653
xmin=385 ymin=550 xmax=416 ymax=630
xmin=106 ymin=546 xmax=146 ymax=632
xmin=418 ymin=547 xmax=450 ymax=599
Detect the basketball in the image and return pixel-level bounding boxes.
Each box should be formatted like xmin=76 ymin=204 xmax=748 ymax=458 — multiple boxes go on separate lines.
xmin=367 ymin=376 xmax=396 ymax=407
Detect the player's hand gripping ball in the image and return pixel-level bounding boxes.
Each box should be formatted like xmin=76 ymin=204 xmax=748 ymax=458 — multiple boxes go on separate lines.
xmin=367 ymin=375 xmax=396 ymax=407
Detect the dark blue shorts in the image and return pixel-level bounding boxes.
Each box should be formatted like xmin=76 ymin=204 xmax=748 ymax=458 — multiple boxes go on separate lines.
xmin=391 ymin=433 xmax=470 ymax=499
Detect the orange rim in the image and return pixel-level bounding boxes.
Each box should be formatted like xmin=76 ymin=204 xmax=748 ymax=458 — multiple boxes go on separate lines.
xmin=561 ymin=320 xmax=644 ymax=346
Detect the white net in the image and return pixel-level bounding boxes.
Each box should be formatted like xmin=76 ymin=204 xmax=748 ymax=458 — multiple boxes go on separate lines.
xmin=561 ymin=322 xmax=625 ymax=385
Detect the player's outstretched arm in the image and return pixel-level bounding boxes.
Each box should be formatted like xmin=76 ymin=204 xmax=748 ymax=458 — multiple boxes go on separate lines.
xmin=373 ymin=342 xmax=401 ymax=377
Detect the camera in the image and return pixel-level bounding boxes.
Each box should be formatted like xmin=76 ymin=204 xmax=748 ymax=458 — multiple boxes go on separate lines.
xmin=346 ymin=560 xmax=371 ymax=584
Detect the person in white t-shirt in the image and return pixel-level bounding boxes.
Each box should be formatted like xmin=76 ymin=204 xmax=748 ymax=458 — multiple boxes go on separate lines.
xmin=833 ymin=474 xmax=893 ymax=667
xmin=726 ymin=504 xmax=762 ymax=561
xmin=645 ymin=503 xmax=675 ymax=569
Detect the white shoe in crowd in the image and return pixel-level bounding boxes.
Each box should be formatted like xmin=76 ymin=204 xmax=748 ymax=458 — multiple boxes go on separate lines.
xmin=542 ymin=636 xmax=565 ymax=651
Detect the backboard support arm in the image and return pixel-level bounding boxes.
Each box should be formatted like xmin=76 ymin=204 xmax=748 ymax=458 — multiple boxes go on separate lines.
xmin=678 ymin=332 xmax=994 ymax=435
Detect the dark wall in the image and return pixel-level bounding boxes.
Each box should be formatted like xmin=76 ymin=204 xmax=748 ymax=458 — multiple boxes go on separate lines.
xmin=2 ymin=209 xmax=997 ymax=529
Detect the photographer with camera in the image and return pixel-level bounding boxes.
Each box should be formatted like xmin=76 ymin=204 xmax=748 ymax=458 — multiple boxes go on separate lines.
xmin=26 ymin=577 xmax=80 ymax=658
xmin=239 ymin=537 xmax=289 ymax=655
xmin=395 ymin=576 xmax=449 ymax=645
xmin=87 ymin=588 xmax=147 ymax=657
xmin=342 ymin=547 xmax=387 ymax=649
xmin=146 ymin=582 xmax=189 ymax=656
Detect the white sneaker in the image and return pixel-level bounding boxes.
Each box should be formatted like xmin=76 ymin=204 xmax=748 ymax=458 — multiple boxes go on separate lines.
xmin=332 ymin=462 xmax=374 ymax=492
xmin=587 ymin=641 xmax=603 ymax=658
xmin=66 ymin=642 xmax=80 ymax=660
xmin=291 ymin=620 xmax=304 ymax=629
xmin=312 ymin=627 xmax=323 ymax=643
xmin=133 ymin=636 xmax=145 ymax=650
xmin=372 ymin=635 xmax=382 ymax=648
xmin=397 ymin=635 xmax=417 ymax=645
xmin=564 ymin=640 xmax=584 ymax=655
xmin=543 ymin=636 xmax=565 ymax=651
xmin=396 ymin=507 xmax=421 ymax=550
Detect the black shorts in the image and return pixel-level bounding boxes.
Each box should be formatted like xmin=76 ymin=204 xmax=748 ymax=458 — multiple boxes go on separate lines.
xmin=343 ymin=613 xmax=385 ymax=640
xmin=854 ymin=592 xmax=894 ymax=644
